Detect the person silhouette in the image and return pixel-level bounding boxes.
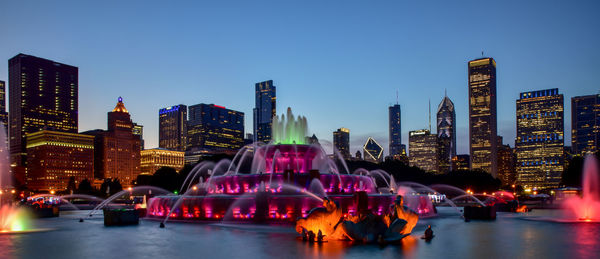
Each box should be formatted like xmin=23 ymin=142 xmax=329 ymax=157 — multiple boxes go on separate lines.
xmin=423 ymin=225 xmax=434 ymax=240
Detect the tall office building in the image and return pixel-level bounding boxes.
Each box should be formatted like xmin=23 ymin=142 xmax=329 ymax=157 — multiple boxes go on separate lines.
xmin=187 ymin=104 xmax=244 ymax=153
xmin=363 ymin=137 xmax=383 ymax=163
xmin=389 ymin=104 xmax=402 ymax=157
xmin=468 ymin=57 xmax=498 ymax=177
xmin=452 ymin=155 xmax=470 ymax=171
xmin=437 ymin=94 xmax=456 ymax=170
xmin=8 ymin=54 xmax=78 ymax=184
xmin=0 ymin=80 xmax=7 ymax=130
xmin=159 ymin=104 xmax=187 ymax=151
xmin=253 ymin=80 xmax=276 ymax=143
xmin=516 ymin=89 xmax=564 ymax=189
xmin=333 ymin=128 xmax=350 ymax=159
xmin=84 ymin=97 xmax=141 ymax=187
xmin=133 ymin=122 xmax=144 ymax=150
xmin=26 ymin=130 xmax=94 ymax=192
xmin=408 ymin=129 xmax=439 ymax=173
xmin=571 ymin=95 xmax=600 ymax=155
xmin=497 ymin=141 xmax=516 ymax=186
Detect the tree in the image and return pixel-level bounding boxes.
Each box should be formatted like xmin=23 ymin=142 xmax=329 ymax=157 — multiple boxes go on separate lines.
xmin=66 ymin=176 xmax=77 ymax=193
xmin=150 ymin=167 xmax=180 ymax=193
xmin=77 ymin=179 xmax=94 ymax=194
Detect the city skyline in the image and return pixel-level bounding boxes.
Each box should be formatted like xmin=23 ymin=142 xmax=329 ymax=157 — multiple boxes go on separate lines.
xmin=1 ymin=1 xmax=599 ymax=156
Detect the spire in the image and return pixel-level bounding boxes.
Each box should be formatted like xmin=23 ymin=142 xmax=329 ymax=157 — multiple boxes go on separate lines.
xmin=112 ymin=96 xmax=129 ymax=113
xmin=428 ymin=99 xmax=431 ymax=132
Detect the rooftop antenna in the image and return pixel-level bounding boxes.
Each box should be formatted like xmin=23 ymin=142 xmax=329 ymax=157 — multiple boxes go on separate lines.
xmin=481 ymin=50 xmax=484 ymax=57
xmin=396 ymin=90 xmax=399 ymax=105
xmin=428 ymin=99 xmax=431 ymax=132
xmin=445 ymin=88 xmax=447 ymax=97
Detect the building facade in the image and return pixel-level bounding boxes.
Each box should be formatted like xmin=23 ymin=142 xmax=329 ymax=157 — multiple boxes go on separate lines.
xmin=571 ymin=95 xmax=600 ymax=155
xmin=85 ymin=97 xmax=141 ymax=187
xmin=8 ymin=54 xmax=79 ymax=184
xmin=25 ymin=130 xmax=94 ymax=192
xmin=389 ymin=104 xmax=402 ymax=157
xmin=159 ymin=104 xmax=187 ymax=151
xmin=363 ymin=137 xmax=383 ymax=163
xmin=437 ymin=94 xmax=456 ymax=171
xmin=452 ymin=155 xmax=470 ymax=171
xmin=0 ymin=80 xmax=7 ymax=131
xmin=133 ymin=122 xmax=144 ymax=150
xmin=468 ymin=57 xmax=498 ymax=177
xmin=408 ymin=129 xmax=439 ymax=173
xmin=187 ymin=104 xmax=244 ymax=154
xmin=253 ymin=80 xmax=276 ymax=143
xmin=516 ymin=88 xmax=564 ymax=189
xmin=140 ymin=148 xmax=185 ymax=175
xmin=333 ymin=128 xmax=350 ymax=159
xmin=497 ymin=142 xmax=516 ymax=186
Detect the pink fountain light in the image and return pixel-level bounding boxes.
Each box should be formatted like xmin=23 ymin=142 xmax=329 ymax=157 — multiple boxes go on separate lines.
xmin=563 ymin=155 xmax=600 ymax=222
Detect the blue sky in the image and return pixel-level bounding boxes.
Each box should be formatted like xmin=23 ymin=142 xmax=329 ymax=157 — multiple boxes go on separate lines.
xmin=0 ymin=0 xmax=598 ymax=155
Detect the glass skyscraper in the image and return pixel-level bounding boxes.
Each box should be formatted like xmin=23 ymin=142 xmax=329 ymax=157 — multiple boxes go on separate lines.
xmin=389 ymin=104 xmax=402 ymax=157
xmin=468 ymin=57 xmax=498 ymax=177
xmin=571 ymin=94 xmax=600 ymax=155
xmin=363 ymin=137 xmax=383 ymax=163
xmin=408 ymin=129 xmax=439 ymax=173
xmin=0 ymin=80 xmax=7 ymax=130
xmin=159 ymin=104 xmax=188 ymax=151
xmin=333 ymin=128 xmax=350 ymax=159
xmin=9 ymin=54 xmax=79 ymax=184
xmin=187 ymin=103 xmax=244 ymax=153
xmin=253 ymin=80 xmax=276 ymax=143
xmin=516 ymin=88 xmax=564 ymax=189
xmin=436 ymin=94 xmax=456 ymax=171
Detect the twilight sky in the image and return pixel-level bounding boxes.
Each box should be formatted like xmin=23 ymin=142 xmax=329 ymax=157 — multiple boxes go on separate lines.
xmin=0 ymin=0 xmax=599 ymax=156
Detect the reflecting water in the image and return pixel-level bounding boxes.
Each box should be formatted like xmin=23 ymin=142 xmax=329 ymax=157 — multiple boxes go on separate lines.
xmin=1 ymin=208 xmax=598 ymax=258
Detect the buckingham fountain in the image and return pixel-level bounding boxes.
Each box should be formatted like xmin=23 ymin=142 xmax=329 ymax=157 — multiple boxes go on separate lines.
xmin=146 ymin=108 xmax=427 ymax=240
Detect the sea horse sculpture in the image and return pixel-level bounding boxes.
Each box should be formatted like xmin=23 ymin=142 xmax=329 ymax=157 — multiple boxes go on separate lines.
xmin=295 ymin=198 xmax=346 ymax=240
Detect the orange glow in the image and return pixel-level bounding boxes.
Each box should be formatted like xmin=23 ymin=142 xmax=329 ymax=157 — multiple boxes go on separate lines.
xmin=516 ymin=205 xmax=528 ymax=213
xmin=50 ymin=190 xmax=55 ymax=195
xmin=192 ymin=186 xmax=198 ymax=191
xmin=10 ymin=190 xmax=15 ymax=194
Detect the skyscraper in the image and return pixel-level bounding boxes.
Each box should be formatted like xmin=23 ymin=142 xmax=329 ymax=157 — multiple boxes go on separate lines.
xmin=187 ymin=103 xmax=244 ymax=154
xmin=253 ymin=80 xmax=276 ymax=143
xmin=571 ymin=94 xmax=600 ymax=155
xmin=437 ymin=94 xmax=456 ymax=170
xmin=333 ymin=128 xmax=350 ymax=159
xmin=516 ymin=88 xmax=564 ymax=189
xmin=0 ymin=80 xmax=7 ymax=130
xmin=363 ymin=137 xmax=383 ymax=163
xmin=468 ymin=57 xmax=498 ymax=177
xmin=408 ymin=129 xmax=439 ymax=173
xmin=159 ymin=104 xmax=187 ymax=151
xmin=389 ymin=104 xmax=402 ymax=157
xmin=84 ymin=97 xmax=141 ymax=187
xmin=8 ymin=54 xmax=78 ymax=184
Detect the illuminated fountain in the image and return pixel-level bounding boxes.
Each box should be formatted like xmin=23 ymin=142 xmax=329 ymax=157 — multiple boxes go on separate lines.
xmin=0 ymin=123 xmax=36 ymax=233
xmin=562 ymin=155 xmax=600 ymax=222
xmin=148 ymin=108 xmax=427 ymax=227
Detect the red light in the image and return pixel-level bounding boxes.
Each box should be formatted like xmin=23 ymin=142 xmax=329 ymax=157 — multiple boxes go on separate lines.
xmin=213 ymin=105 xmax=226 ymax=109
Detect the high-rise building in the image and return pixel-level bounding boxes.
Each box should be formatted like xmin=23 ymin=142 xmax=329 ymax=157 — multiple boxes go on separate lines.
xmin=84 ymin=97 xmax=141 ymax=187
xmin=437 ymin=94 xmax=456 ymax=170
xmin=26 ymin=130 xmax=94 ymax=192
xmin=363 ymin=137 xmax=383 ymax=163
xmin=516 ymin=88 xmax=564 ymax=190
xmin=133 ymin=122 xmax=144 ymax=150
xmin=140 ymin=148 xmax=185 ymax=175
xmin=253 ymin=80 xmax=276 ymax=143
xmin=468 ymin=57 xmax=498 ymax=177
xmin=159 ymin=104 xmax=187 ymax=151
xmin=0 ymin=80 xmax=7 ymax=131
xmin=333 ymin=128 xmax=350 ymax=159
xmin=571 ymin=94 xmax=600 ymax=155
xmin=452 ymin=155 xmax=470 ymax=171
xmin=408 ymin=129 xmax=438 ymax=173
xmin=8 ymin=54 xmax=79 ymax=184
xmin=389 ymin=104 xmax=402 ymax=156
xmin=497 ymin=140 xmax=516 ymax=186
xmin=187 ymin=103 xmax=244 ymax=153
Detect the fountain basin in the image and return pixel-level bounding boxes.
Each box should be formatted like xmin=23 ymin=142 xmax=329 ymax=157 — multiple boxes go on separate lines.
xmin=464 ymin=206 xmax=496 ymax=220
xmin=103 ymin=208 xmax=140 ymax=226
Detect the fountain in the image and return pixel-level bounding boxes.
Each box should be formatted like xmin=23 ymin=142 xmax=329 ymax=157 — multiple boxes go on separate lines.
xmin=147 ymin=108 xmax=409 ymax=225
xmin=563 ymin=155 xmax=600 ymax=222
xmin=0 ymin=123 xmax=41 ymax=233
